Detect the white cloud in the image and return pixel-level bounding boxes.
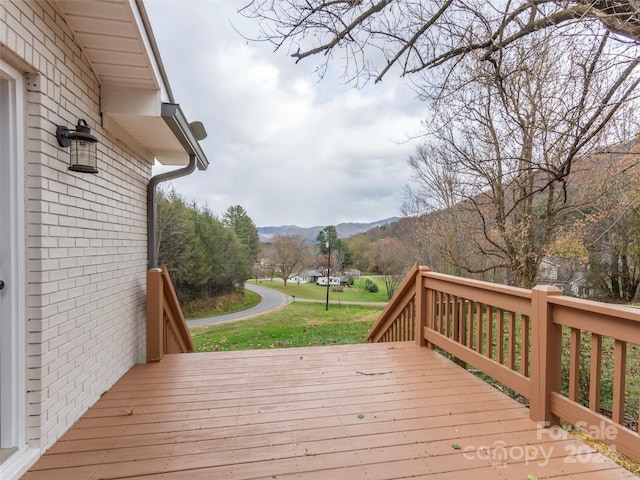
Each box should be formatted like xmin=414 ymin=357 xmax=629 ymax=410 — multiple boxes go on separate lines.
xmin=146 ymin=0 xmax=425 ymax=227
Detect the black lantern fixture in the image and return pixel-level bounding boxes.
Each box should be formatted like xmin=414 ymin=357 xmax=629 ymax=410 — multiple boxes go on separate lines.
xmin=56 ymin=119 xmax=99 ymax=173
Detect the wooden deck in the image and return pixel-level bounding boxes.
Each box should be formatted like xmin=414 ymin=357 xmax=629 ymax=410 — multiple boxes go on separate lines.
xmin=23 ymin=342 xmax=636 ymax=479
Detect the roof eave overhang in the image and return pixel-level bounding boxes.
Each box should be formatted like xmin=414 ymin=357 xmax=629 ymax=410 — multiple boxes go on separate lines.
xmin=52 ymin=0 xmax=209 ymax=170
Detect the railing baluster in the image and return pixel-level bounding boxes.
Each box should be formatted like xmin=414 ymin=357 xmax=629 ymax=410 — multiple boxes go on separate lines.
xmin=441 ymin=292 xmax=446 ymax=335
xmin=508 ymin=311 xmax=516 ymax=370
xmin=497 ymin=308 xmax=505 ymax=364
xmin=410 ymin=297 xmax=416 ymax=340
xmin=452 ymin=295 xmax=460 ymax=342
xmin=460 ymin=298 xmax=466 ymax=344
xmin=520 ymin=314 xmax=529 ymax=376
xmin=485 ymin=305 xmax=493 ymax=360
xmin=464 ymin=299 xmax=469 ymax=346
xmin=612 ymin=339 xmax=627 ymax=425
xmin=456 ymin=297 xmax=461 ymax=342
xmin=466 ymin=300 xmax=473 ymax=348
xmin=405 ymin=309 xmax=409 ymax=339
xmin=434 ymin=291 xmax=441 ymax=333
xmin=569 ymin=328 xmax=581 ymax=402
xmin=444 ymin=293 xmax=450 ymax=338
xmin=476 ymin=303 xmax=483 ymax=354
xmin=589 ymin=333 xmax=602 ymax=413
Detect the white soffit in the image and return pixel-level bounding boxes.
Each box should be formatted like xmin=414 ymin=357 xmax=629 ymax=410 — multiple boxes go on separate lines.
xmin=53 ymin=0 xmax=196 ymax=167
xmin=54 ymin=0 xmax=161 ymax=91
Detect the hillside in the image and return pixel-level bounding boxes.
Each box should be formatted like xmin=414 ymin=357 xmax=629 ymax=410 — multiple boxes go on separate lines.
xmin=258 ymin=217 xmax=401 ymax=242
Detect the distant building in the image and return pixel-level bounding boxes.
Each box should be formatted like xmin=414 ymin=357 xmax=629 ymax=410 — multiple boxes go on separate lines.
xmin=289 ymin=270 xmax=322 ymax=284
xmin=537 ymin=258 xmax=591 ymax=297
xmin=317 ymin=276 xmax=342 ymax=286
xmin=343 ymin=269 xmax=362 ymax=277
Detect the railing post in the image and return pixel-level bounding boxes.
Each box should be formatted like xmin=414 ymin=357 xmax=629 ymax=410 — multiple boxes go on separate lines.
xmin=415 ymin=267 xmax=431 ymax=347
xmin=146 ymin=268 xmax=164 ymax=363
xmin=530 ymin=285 xmax=563 ymax=425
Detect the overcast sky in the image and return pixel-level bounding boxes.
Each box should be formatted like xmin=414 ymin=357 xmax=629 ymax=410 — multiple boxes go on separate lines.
xmin=145 ymin=0 xmax=426 ymax=228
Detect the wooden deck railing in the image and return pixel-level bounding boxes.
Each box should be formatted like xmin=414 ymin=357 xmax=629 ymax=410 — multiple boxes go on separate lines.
xmin=367 ymin=263 xmax=425 ymax=343
xmin=146 ymin=265 xmax=194 ymax=362
xmin=367 ymin=266 xmax=640 ymax=463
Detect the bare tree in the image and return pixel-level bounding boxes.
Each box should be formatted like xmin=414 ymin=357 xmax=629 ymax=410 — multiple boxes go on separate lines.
xmin=405 ymin=30 xmax=638 ymax=288
xmin=242 ymin=0 xmax=640 ymax=288
xmin=271 ymin=234 xmax=312 ymax=286
xmin=372 ymin=238 xmax=415 ymax=299
xmin=573 ymin=145 xmax=640 ymax=301
xmin=241 ymin=1 xmax=640 ymax=85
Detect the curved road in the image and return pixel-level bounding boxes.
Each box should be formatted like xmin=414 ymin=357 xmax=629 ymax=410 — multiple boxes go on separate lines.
xmin=186 ymin=283 xmax=292 ymax=328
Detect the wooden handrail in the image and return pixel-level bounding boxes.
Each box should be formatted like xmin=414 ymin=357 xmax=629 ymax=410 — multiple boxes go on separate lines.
xmin=367 ymin=263 xmax=426 ymax=343
xmin=369 ymin=266 xmax=640 ymax=463
xmin=146 ymin=265 xmax=195 ymax=362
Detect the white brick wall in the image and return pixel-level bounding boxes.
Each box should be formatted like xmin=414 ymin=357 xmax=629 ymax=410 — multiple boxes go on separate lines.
xmin=3 ymin=0 xmax=149 ymax=453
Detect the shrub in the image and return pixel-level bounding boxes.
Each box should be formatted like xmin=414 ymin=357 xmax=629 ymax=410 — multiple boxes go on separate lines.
xmin=363 ymin=278 xmax=379 ymax=293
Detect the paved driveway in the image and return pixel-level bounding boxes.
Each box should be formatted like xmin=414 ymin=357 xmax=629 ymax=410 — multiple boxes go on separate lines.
xmin=186 ymin=283 xmax=292 ymax=328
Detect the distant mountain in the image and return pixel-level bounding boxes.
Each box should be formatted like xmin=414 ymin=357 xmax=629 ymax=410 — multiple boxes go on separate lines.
xmin=258 ymin=217 xmax=401 ymax=243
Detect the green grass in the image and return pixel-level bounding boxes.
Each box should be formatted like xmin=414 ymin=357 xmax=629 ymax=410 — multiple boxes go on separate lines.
xmin=189 ymin=302 xmax=382 ymax=352
xmin=254 ymin=276 xmax=389 ymax=303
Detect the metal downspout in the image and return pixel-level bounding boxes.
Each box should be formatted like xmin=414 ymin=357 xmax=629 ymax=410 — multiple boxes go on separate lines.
xmin=147 ymin=154 xmax=196 ymax=269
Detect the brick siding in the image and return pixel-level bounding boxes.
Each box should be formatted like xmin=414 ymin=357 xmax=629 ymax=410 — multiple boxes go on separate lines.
xmin=2 ymin=0 xmax=150 ymax=452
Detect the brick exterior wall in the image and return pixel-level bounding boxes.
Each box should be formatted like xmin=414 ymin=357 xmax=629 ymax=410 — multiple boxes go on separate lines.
xmin=2 ymin=0 xmax=149 ymax=452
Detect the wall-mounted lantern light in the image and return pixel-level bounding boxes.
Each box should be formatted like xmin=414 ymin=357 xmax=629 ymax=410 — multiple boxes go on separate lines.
xmin=56 ymin=119 xmax=99 ymax=173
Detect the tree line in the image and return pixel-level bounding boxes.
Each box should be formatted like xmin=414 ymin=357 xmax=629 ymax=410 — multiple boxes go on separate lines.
xmin=156 ymin=189 xmax=260 ymax=303
xmin=156 ymin=188 xmax=416 ymax=304
xmin=157 ymin=171 xmax=640 ymax=306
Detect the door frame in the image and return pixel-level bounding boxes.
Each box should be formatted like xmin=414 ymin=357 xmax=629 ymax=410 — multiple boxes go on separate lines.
xmin=0 ymin=60 xmax=26 ymax=455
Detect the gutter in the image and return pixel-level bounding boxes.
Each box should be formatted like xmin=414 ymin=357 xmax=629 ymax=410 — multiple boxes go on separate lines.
xmin=147 ymin=103 xmax=209 ymax=269
xmin=160 ymin=103 xmax=208 ymax=170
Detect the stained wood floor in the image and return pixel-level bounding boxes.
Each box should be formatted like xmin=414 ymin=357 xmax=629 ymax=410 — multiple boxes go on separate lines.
xmin=23 ymin=342 xmax=636 ymax=479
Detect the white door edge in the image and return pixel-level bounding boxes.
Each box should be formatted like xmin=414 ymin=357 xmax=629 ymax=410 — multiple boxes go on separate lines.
xmin=0 ymin=59 xmax=27 ymax=459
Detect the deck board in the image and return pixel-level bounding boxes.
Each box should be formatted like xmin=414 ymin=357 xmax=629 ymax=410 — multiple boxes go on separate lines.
xmin=23 ymin=342 xmax=636 ymax=479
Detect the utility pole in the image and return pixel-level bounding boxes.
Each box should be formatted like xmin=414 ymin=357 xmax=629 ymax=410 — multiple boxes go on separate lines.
xmin=325 ymin=240 xmax=331 ymax=311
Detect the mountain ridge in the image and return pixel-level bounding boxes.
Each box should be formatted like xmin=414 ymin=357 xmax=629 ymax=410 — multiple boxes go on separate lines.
xmin=258 ymin=217 xmax=401 ymax=242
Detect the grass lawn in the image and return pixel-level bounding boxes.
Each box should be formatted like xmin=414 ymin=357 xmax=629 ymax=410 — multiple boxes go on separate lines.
xmin=253 ymin=276 xmax=389 ymax=303
xmin=189 ymin=302 xmax=382 ymax=352
xmin=183 ymin=289 xmax=261 ymax=319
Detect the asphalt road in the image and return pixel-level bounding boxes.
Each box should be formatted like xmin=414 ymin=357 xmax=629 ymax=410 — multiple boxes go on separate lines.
xmin=186 ymin=283 xmax=292 ymax=328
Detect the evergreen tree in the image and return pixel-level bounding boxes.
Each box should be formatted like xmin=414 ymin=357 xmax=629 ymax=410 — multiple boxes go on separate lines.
xmin=223 ymin=205 xmax=261 ymax=268
xmin=156 ymin=190 xmax=249 ymax=303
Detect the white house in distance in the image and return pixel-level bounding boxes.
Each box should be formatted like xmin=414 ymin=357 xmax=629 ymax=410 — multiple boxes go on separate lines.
xmin=0 ymin=1 xmax=209 ymax=478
